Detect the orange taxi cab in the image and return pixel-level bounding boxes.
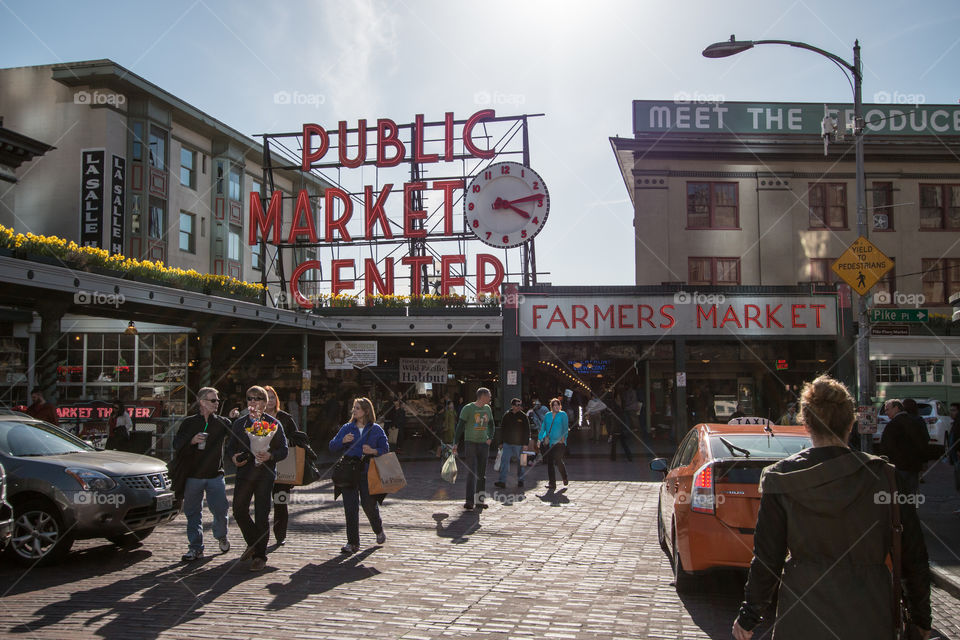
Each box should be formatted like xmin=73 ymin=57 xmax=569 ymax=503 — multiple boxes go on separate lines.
xmin=649 ymin=418 xmax=811 ymax=592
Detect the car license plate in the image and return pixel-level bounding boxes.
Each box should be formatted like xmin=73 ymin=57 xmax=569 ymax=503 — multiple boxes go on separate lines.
xmin=155 ymin=493 xmax=173 ymax=511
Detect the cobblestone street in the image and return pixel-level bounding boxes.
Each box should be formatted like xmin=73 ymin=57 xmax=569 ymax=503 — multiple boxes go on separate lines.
xmin=2 ymin=458 xmax=959 ymax=639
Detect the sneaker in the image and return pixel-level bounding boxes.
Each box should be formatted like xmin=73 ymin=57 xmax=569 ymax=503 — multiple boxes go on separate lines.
xmin=240 ymin=545 xmax=256 ymax=562
xmin=218 ymin=538 xmax=230 ymax=553
xmin=275 ymin=537 xmax=286 ymax=546
xmin=250 ymin=557 xmax=266 ymax=571
xmin=376 ymin=531 xmax=386 ymax=545
xmin=477 ymin=503 xmax=489 ymax=510
xmin=463 ymin=503 xmax=474 ymax=511
xmin=181 ymin=549 xmax=203 ymax=562
xmin=494 ymin=481 xmax=506 ymax=489
xmin=341 ymin=544 xmax=359 ymax=554
xmin=563 ymin=479 xmax=569 ymax=487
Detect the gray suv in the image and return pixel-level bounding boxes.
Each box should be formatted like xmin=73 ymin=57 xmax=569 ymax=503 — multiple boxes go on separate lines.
xmin=0 ymin=413 xmax=179 ymax=566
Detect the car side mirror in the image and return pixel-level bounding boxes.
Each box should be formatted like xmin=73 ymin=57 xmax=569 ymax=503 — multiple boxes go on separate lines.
xmin=649 ymin=458 xmax=668 ymax=473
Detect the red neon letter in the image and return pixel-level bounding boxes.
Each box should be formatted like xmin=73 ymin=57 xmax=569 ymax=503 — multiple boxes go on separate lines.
xmin=324 ymin=187 xmax=353 ymax=242
xmin=476 ymin=253 xmax=504 ymax=295
xmin=302 ymin=123 xmax=328 ymax=171
xmin=532 ymin=304 xmax=548 ymax=329
xmin=660 ymin=305 xmax=676 ymax=329
xmin=364 ymin=258 xmax=395 ymax=296
xmin=463 ymin=109 xmax=496 ymax=159
xmin=403 ymin=182 xmax=428 ymax=238
xmin=572 ymin=305 xmax=589 ymax=328
xmin=440 ymin=254 xmax=466 ymax=295
xmin=364 ymin=184 xmax=394 ymax=240
xmin=791 ymin=304 xmax=807 ymax=328
xmin=444 ymin=111 xmax=455 ymax=162
xmin=249 ymin=190 xmax=282 ymax=244
xmin=290 ymin=259 xmax=323 ymax=309
xmin=331 ymin=259 xmax=355 ymax=295
xmin=810 ymin=303 xmax=826 ymax=327
xmin=338 ymin=119 xmax=367 ymax=168
xmin=402 ymin=255 xmax=432 ymax=296
xmin=376 ymin=118 xmax=404 ymax=167
xmin=413 ymin=113 xmax=439 ymax=164
xmin=288 ymin=190 xmax=318 ymax=244
xmin=432 ymin=179 xmax=464 ymax=236
xmin=744 ymin=304 xmax=762 ymax=328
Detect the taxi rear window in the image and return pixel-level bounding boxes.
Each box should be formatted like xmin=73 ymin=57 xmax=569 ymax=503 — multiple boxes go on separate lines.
xmin=710 ymin=434 xmax=811 ymax=459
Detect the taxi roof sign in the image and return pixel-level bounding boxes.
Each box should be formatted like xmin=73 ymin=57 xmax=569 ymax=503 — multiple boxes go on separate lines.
xmin=831 ymin=236 xmax=894 ymax=296
xmin=726 ymin=417 xmax=775 ymax=427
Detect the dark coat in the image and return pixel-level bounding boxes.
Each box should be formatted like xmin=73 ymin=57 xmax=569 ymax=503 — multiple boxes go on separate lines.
xmin=736 ymin=447 xmax=931 ymax=638
xmin=881 ymin=412 xmax=928 ymax=472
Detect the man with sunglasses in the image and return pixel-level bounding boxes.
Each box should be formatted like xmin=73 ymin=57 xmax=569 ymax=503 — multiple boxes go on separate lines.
xmin=172 ymin=387 xmax=232 ymax=561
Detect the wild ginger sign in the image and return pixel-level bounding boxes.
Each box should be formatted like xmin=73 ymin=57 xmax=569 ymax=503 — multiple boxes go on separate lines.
xmin=251 ymin=109 xmax=509 ymax=309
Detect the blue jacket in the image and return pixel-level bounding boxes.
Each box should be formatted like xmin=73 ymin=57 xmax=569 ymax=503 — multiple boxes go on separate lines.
xmin=329 ymin=421 xmax=389 ymax=459
xmin=538 ymin=410 xmax=569 ymax=445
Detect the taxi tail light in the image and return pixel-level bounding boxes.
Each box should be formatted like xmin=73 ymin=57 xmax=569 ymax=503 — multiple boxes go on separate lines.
xmin=690 ymin=463 xmax=715 ymax=514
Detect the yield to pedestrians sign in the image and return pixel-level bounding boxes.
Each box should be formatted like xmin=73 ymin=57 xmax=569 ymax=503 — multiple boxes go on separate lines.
xmin=831 ymin=237 xmax=894 ymax=296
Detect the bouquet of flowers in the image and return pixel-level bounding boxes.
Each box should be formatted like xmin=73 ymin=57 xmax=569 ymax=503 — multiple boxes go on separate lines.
xmin=245 ymin=419 xmax=277 ymax=465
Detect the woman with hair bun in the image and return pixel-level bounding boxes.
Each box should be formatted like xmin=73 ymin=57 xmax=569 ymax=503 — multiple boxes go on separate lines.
xmin=732 ymin=375 xmax=931 ymax=640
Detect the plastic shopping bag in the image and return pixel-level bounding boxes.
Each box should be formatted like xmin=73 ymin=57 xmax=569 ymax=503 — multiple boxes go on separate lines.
xmin=493 ymin=447 xmax=503 ymax=471
xmin=441 ymin=453 xmax=458 ymax=484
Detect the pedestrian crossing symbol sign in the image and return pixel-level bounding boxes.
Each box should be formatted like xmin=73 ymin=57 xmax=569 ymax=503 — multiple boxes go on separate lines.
xmin=831 ymin=236 xmax=894 ymax=296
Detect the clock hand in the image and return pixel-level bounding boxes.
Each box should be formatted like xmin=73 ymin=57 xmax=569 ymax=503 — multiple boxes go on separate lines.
xmin=492 ymin=197 xmax=530 ymax=218
xmin=506 ymin=194 xmax=544 ymax=205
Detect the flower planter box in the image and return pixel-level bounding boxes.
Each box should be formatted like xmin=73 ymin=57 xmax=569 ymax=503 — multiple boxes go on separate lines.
xmin=408 ymin=306 xmax=500 ymax=316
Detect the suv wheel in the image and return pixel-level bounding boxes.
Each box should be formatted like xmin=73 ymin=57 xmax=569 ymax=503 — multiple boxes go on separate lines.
xmin=6 ymin=499 xmax=74 ymax=566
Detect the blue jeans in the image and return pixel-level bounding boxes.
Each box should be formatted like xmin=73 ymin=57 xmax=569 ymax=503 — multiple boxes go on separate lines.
xmin=498 ymin=444 xmax=525 ymax=484
xmin=183 ymin=475 xmax=228 ymax=553
xmin=463 ymin=441 xmax=490 ymax=506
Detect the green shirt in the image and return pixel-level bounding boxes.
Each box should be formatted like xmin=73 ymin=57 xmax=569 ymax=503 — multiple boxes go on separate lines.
xmin=455 ymin=402 xmax=496 ymax=444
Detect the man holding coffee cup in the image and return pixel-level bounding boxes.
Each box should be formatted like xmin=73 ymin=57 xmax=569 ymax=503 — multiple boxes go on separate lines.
xmin=172 ymin=387 xmax=232 ymax=561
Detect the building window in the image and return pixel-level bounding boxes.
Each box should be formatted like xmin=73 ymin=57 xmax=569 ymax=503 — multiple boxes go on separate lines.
xmin=808 ymin=183 xmax=847 ymax=229
xmin=148 ymin=126 xmax=167 ymax=170
xmin=179 ymin=148 xmax=196 ymax=189
xmin=179 ymin=212 xmax=195 ymax=253
xmin=919 ymin=184 xmax=960 ymax=230
xmin=807 ymin=258 xmax=840 ymax=284
xmin=132 ymin=122 xmax=144 ymax=162
xmin=871 ymin=182 xmax=894 ymax=231
xmin=228 ymin=227 xmax=240 ymax=262
xmin=686 ymin=182 xmax=739 ymax=228
xmin=875 ymin=359 xmax=944 ymax=384
xmin=148 ymin=200 xmax=165 ymax=240
xmin=922 ymin=258 xmax=960 ymax=304
xmin=229 ymin=167 xmax=241 ymax=201
xmin=688 ymin=257 xmax=740 ymax=285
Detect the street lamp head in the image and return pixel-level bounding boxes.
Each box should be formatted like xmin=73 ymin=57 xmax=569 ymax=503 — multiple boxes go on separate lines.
xmin=702 ymin=35 xmax=755 ymax=58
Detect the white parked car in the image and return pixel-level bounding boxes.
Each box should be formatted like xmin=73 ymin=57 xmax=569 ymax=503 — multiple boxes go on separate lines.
xmin=873 ymin=398 xmax=952 ymax=459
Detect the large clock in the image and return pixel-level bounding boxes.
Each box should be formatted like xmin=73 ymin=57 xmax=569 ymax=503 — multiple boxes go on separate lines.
xmin=464 ymin=161 xmax=549 ymax=248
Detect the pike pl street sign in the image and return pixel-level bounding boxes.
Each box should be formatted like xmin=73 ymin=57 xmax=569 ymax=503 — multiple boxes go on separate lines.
xmin=869 ymin=308 xmax=929 ymax=323
xmin=831 ymin=237 xmax=894 ymax=296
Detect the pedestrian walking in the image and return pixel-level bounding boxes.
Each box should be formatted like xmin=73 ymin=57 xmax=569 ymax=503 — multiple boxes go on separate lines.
xmin=105 ymin=401 xmax=132 ymax=450
xmin=387 ymin=397 xmax=407 ymax=453
xmin=778 ymin=403 xmax=799 ymax=426
xmin=264 ymin=385 xmax=310 ymax=546
xmin=949 ymin=402 xmax=960 ymax=510
xmin=225 ymin=385 xmax=287 ymax=571
xmin=328 ymin=397 xmax=389 ymax=554
xmin=880 ymin=399 xmax=928 ymax=498
xmin=453 ymin=387 xmax=495 ymax=510
xmin=25 ymin=387 xmax=58 ymax=426
xmin=538 ymin=397 xmax=569 ymax=491
xmin=607 ymin=396 xmax=633 ymax=462
xmin=172 ymin=387 xmax=231 ymax=561
xmin=732 ymin=375 xmax=931 ymax=640
xmin=495 ymin=398 xmax=532 ymax=490
xmin=585 ymin=392 xmax=606 ymax=442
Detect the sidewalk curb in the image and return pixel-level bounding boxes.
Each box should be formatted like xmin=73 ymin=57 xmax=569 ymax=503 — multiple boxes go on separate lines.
xmin=930 ymin=561 xmax=960 ymax=601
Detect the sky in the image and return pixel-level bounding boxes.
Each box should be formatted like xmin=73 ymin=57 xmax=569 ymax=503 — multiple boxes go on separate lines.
xmin=2 ymin=0 xmax=959 ymax=288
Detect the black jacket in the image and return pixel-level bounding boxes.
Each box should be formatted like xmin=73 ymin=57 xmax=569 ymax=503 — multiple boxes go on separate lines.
xmin=499 ymin=410 xmax=532 ymax=446
xmin=881 ymin=412 xmax=928 ymax=473
xmin=225 ymin=413 xmax=288 ymax=478
xmin=171 ymin=413 xmax=231 ymax=479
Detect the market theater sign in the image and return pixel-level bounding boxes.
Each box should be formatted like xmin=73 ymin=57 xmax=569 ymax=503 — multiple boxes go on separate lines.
xmin=519 ymin=295 xmax=838 ymax=338
xmin=251 ymin=109 xmax=509 ymax=308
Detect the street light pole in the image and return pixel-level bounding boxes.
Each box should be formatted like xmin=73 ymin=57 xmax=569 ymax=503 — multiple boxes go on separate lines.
xmin=704 ymin=36 xmax=872 ymax=452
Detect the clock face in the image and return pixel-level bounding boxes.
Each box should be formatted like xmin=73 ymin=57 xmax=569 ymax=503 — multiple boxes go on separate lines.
xmin=464 ymin=161 xmax=549 ymax=248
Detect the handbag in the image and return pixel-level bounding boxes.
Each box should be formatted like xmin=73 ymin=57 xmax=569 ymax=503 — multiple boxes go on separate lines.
xmin=368 ymin=452 xmax=406 ymax=494
xmin=331 ymin=455 xmax=362 ymax=487
xmin=493 ymin=447 xmax=503 ymax=471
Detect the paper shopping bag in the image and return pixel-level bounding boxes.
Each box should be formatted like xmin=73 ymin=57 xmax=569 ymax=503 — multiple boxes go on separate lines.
xmin=368 ymin=452 xmax=406 ymax=494
xmin=275 ymin=446 xmax=306 ymax=485
xmin=493 ymin=447 xmax=503 ymax=471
